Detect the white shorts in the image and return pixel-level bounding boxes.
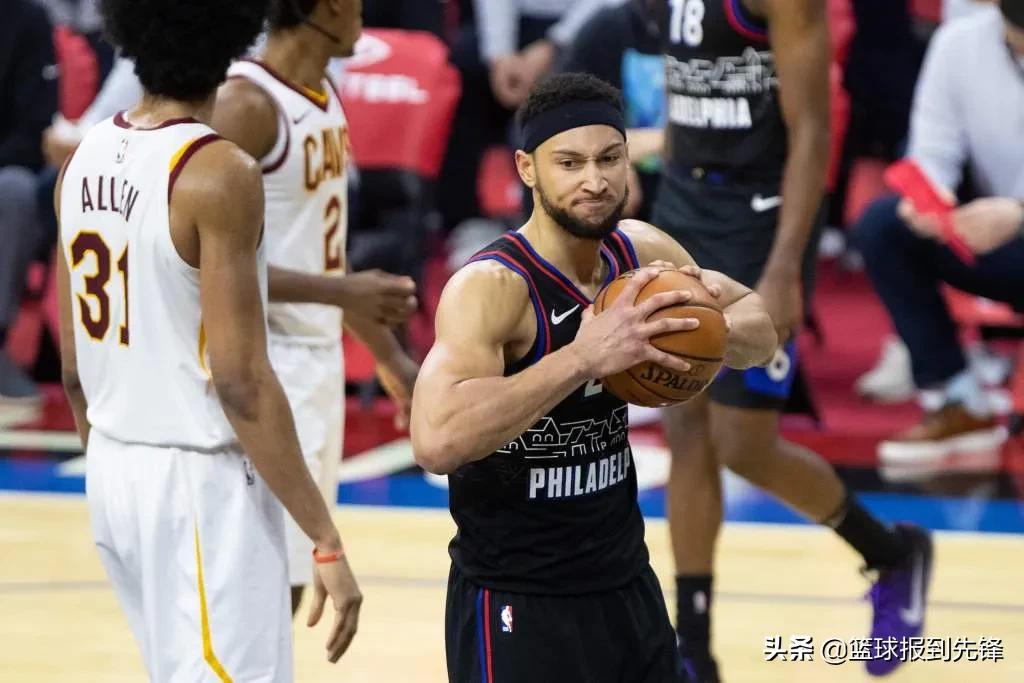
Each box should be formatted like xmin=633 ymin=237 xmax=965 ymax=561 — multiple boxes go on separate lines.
xmin=86 ymin=429 xmax=292 ymax=682
xmin=268 ymin=337 xmax=344 ymax=586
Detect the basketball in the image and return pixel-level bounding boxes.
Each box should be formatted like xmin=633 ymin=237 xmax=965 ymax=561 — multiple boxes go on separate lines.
xmin=593 ymin=269 xmax=728 ymax=407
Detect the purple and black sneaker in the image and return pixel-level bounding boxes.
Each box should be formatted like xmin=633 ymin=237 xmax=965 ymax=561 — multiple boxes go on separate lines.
xmin=677 ymin=637 xmax=720 ymax=683
xmin=865 ymin=523 xmax=933 ymax=676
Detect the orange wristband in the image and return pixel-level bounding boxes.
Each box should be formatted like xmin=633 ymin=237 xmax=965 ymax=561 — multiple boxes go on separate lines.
xmin=313 ymin=546 xmax=345 ymax=564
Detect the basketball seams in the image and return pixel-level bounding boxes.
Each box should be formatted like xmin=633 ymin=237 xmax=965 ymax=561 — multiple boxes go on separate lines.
xmin=654 ymin=353 xmax=724 ymax=363
xmin=601 ymin=373 xmax=647 ymax=406
xmin=677 ymin=302 xmax=724 ymax=314
xmin=632 ymin=268 xmax=672 ymax=312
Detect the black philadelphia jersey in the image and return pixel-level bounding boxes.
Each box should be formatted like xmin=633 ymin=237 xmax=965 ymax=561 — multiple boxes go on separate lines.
xmin=448 ymin=228 xmax=648 ymax=595
xmin=660 ymin=0 xmax=787 ymax=177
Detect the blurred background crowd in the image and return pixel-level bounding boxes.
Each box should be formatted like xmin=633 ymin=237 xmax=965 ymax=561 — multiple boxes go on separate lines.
xmin=1 ymin=0 xmax=1022 ymax=478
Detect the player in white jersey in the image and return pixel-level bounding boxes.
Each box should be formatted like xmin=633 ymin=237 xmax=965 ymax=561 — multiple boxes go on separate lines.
xmin=55 ymin=0 xmax=362 ymax=679
xmin=213 ymin=0 xmax=419 ymax=614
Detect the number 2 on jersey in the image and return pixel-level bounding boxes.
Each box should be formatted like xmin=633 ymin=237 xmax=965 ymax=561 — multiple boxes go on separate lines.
xmin=669 ymin=0 xmax=705 ymax=46
xmin=324 ymin=194 xmax=344 ymax=272
xmin=70 ymin=232 xmax=129 ymax=345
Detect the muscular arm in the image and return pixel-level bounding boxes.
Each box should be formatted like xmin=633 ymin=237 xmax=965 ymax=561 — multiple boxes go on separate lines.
xmin=54 ymin=164 xmax=90 ymax=447
xmin=759 ymin=0 xmax=830 ymax=279
xmin=176 ymin=142 xmax=341 ymax=553
xmin=620 ymin=220 xmax=778 ymax=368
xmin=410 ymin=263 xmax=590 ymax=474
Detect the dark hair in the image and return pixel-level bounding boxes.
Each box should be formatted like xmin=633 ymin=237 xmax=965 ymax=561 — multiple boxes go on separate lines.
xmin=516 ymin=72 xmax=623 ymax=131
xmin=1003 ymin=0 xmax=1024 ymax=29
xmin=267 ymin=0 xmax=319 ymax=29
xmin=101 ymin=0 xmax=269 ymax=101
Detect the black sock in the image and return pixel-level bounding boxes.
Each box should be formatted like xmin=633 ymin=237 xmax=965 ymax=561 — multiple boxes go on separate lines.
xmin=675 ymin=575 xmax=712 ymax=649
xmin=827 ymin=492 xmax=909 ymax=569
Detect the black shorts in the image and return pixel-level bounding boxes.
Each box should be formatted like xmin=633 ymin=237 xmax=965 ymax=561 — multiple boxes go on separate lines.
xmin=445 ymin=564 xmax=682 ymax=683
xmin=651 ymin=167 xmax=824 ymax=410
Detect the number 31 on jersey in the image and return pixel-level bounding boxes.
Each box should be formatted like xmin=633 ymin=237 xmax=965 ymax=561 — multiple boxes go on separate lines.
xmin=669 ymin=0 xmax=705 ymax=46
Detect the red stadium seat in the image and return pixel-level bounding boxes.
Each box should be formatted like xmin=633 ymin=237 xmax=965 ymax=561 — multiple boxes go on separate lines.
xmin=943 ymin=288 xmax=1024 ymax=329
xmin=477 ymin=145 xmax=522 ymax=219
xmin=909 ymin=0 xmax=943 ymax=24
xmin=828 ymin=0 xmax=855 ymax=66
xmin=333 ymin=29 xmax=460 ymax=178
xmin=843 ymin=158 xmax=889 ymax=226
xmin=53 ymin=25 xmax=99 ymax=120
xmin=331 ymin=30 xmax=462 ymax=384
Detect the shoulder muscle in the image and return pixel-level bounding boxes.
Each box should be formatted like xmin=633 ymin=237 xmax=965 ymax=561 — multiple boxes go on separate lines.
xmin=212 ymin=77 xmax=279 ymax=161
xmin=618 ymin=219 xmax=697 ymax=269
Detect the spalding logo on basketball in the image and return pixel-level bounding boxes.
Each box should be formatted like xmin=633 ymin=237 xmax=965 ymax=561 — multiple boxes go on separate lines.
xmin=594 ymin=269 xmax=728 ymax=408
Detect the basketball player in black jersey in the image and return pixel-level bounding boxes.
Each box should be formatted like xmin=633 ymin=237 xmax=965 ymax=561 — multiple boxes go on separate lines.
xmin=651 ymin=1 xmax=933 ymax=680
xmin=411 ymin=73 xmax=777 ymax=683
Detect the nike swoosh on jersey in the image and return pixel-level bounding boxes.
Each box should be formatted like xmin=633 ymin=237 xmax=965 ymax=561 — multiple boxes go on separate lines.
xmin=551 ymin=305 xmax=580 ymax=325
xmin=750 ymin=194 xmax=783 ymax=213
xmin=292 ymin=111 xmax=311 ymax=125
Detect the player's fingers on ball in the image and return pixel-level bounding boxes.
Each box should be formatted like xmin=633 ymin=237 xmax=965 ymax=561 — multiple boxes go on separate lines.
xmin=641 ymin=317 xmax=699 ymax=338
xmin=617 ymin=270 xmax=656 ymax=303
xmin=648 ymin=259 xmax=674 ymax=270
xmin=637 ymin=289 xmax=692 ymax=316
xmin=646 ymin=347 xmax=691 ymax=373
xmin=679 ymin=264 xmax=702 ymax=279
xmin=707 ymin=284 xmax=722 ymax=298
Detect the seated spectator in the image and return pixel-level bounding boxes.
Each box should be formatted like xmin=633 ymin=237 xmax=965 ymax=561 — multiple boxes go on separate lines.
xmin=362 ymin=0 xmax=446 ymax=39
xmin=558 ymin=0 xmax=665 ymax=222
xmin=852 ymin=0 xmax=1024 ymax=463
xmin=439 ymin=0 xmax=610 ymax=231
xmin=0 ymin=0 xmax=58 ymax=409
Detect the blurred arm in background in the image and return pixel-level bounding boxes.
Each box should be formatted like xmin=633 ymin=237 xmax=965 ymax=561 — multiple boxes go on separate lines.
xmin=476 ymin=0 xmax=615 ymax=108
xmin=0 ymin=0 xmax=58 ymax=406
xmin=43 ymin=57 xmax=143 ymax=168
xmin=0 ymin=0 xmax=58 ymax=171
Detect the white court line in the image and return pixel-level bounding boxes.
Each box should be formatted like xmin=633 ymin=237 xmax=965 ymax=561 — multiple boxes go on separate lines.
xmin=337 ymin=438 xmax=416 ymax=482
xmin=52 ymin=438 xmax=420 ymax=481
xmin=0 ymin=430 xmax=82 ymax=452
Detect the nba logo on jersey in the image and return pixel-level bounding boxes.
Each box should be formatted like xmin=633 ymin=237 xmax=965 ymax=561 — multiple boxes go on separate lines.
xmin=116 ymin=138 xmax=128 ymax=163
xmin=243 ymin=457 xmax=256 ymax=486
xmin=500 ymin=605 xmax=513 ymax=633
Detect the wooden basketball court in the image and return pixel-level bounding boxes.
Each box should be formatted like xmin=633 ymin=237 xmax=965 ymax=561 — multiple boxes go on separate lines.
xmin=1 ymin=493 xmax=1021 ymax=681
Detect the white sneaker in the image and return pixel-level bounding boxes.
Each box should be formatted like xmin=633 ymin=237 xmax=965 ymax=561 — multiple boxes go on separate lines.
xmin=967 ymin=344 xmax=1013 ymax=387
xmin=856 ymin=337 xmax=915 ymax=403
